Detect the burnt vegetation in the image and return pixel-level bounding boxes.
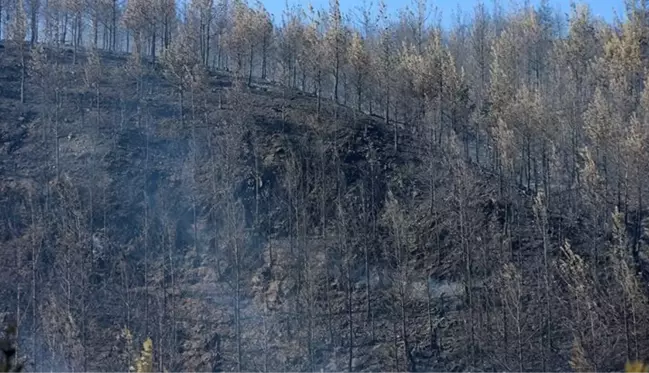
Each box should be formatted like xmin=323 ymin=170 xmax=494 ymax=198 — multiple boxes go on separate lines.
xmin=1 ymin=0 xmax=649 ymax=371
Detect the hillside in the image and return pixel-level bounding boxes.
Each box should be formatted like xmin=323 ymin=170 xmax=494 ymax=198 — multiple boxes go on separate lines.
xmin=0 ymin=41 xmax=486 ymax=371
xmin=0 ymin=43 xmax=468 ymax=372
xmin=2 ymin=0 xmax=649 ymax=371
xmin=0 ymin=42 xmax=602 ymax=372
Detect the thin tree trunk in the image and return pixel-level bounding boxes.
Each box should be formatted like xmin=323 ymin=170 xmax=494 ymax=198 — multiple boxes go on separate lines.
xmin=360 ymin=187 xmax=374 ymax=341
xmin=205 ymin=22 xmax=211 ymax=66
xmin=427 ymin=279 xmax=438 ymax=356
xmin=392 ymin=319 xmax=399 ymax=371
xmin=20 ymin=51 xmax=25 ymax=104
xmin=93 ymin=14 xmax=98 ymax=48
xmin=143 ymin=114 xmax=150 ymax=338
xmin=179 ymin=89 xmax=184 ymax=127
xmin=15 ymin=229 xmax=21 ymax=367
xmin=77 ymin=14 xmax=82 ymax=47
xmin=168 ymin=219 xmax=177 ymax=366
xmin=30 ymin=0 xmax=39 ymax=46
xmin=29 ymin=194 xmax=38 ymax=371
xmin=357 ymin=75 xmax=363 ymax=113
xmin=151 ymin=29 xmax=156 ymax=60
xmin=55 ymin=89 xmax=60 ymax=179
xmin=72 ymin=14 xmax=78 ymax=64
xmin=62 ymin=12 xmax=68 ymax=45
xmin=262 ymin=305 xmax=269 ymax=372
xmin=624 ymin=300 xmax=631 ymax=360
xmin=516 ymin=291 xmax=523 ymax=373
xmin=385 ymin=84 xmax=390 ymax=128
xmin=539 ymin=196 xmax=551 ymax=371
xmin=347 ymin=248 xmax=354 ymax=372
xmin=248 ymin=44 xmax=254 ymax=86
xmin=112 ymin=0 xmax=117 ymax=51
xmin=401 ymin=292 xmax=411 ymax=372
xmin=334 ymin=53 xmax=339 ymax=103
xmin=475 ymin=121 xmax=480 ymax=166
xmin=316 ymin=70 xmax=322 ymax=116
xmin=164 ymin=15 xmax=169 ymax=49
xmin=235 ymin=223 xmax=242 ymax=372
xmin=460 ymin=182 xmax=475 ymax=367
xmin=261 ymin=34 xmax=268 ymax=79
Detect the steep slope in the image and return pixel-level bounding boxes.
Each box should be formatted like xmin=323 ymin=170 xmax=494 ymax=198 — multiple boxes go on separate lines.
xmin=0 ymin=43 xmax=639 ymax=373
xmin=1 ymin=44 xmax=433 ymax=371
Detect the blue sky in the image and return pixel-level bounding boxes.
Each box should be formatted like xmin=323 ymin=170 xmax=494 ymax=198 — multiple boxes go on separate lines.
xmin=260 ymin=0 xmax=627 ymax=28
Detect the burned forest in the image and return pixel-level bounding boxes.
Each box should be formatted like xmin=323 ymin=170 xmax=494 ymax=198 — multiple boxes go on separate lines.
xmin=0 ymin=0 xmax=648 ymax=371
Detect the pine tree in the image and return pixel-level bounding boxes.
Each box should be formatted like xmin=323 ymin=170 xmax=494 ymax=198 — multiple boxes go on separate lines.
xmin=161 ymin=24 xmax=203 ymax=128
xmin=348 ymin=31 xmax=370 ymax=112
xmin=122 ymin=0 xmax=157 ymax=56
